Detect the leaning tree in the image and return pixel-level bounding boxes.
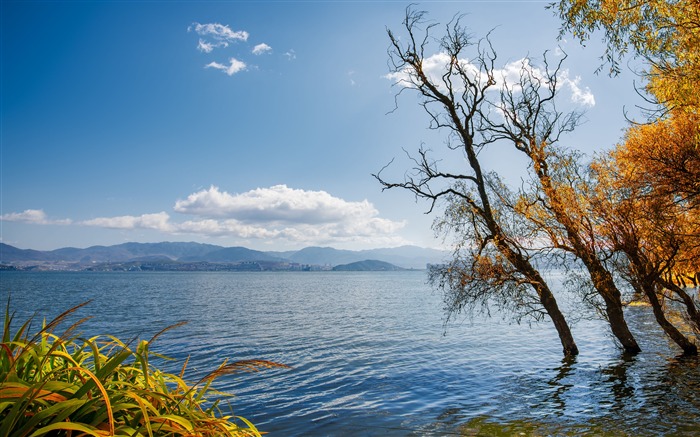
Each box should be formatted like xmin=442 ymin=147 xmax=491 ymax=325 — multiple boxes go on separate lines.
xmin=375 ymin=9 xmax=579 ymax=356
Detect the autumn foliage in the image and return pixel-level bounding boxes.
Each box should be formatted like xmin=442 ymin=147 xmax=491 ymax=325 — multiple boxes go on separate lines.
xmin=551 ymin=0 xmax=700 ymax=111
xmin=380 ymin=2 xmax=700 ymax=357
xmin=557 ymin=0 xmax=700 ymax=351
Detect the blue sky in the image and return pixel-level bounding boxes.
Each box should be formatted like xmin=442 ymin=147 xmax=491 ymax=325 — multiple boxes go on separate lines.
xmin=1 ymin=1 xmax=641 ymax=251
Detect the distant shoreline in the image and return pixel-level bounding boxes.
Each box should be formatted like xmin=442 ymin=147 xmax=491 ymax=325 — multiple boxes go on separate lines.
xmin=0 ymin=241 xmax=445 ymax=271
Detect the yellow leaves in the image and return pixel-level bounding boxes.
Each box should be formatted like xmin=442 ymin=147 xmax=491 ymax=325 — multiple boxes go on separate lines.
xmin=595 ymin=110 xmax=700 ymax=279
xmin=471 ymin=253 xmax=510 ymax=282
xmin=554 ymin=0 xmax=700 ymax=110
xmin=615 ymin=111 xmax=700 ymax=206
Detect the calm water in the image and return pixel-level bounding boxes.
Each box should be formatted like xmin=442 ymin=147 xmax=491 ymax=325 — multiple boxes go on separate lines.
xmin=2 ymin=271 xmax=699 ymax=436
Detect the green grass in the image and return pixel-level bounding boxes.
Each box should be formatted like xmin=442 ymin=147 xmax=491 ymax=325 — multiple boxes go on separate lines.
xmin=0 ymin=301 xmax=289 ymax=436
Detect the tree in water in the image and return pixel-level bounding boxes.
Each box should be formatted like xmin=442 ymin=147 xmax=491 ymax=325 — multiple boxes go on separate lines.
xmin=375 ymin=8 xmax=579 ymax=356
xmin=481 ymin=57 xmax=642 ymax=354
xmin=590 ymin=114 xmax=700 ymax=355
xmin=552 ymin=0 xmax=700 ymax=354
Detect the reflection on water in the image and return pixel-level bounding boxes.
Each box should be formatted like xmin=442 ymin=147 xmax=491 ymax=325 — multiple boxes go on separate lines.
xmin=2 ymin=271 xmax=699 ymax=436
xmin=455 ymin=353 xmax=700 ymax=436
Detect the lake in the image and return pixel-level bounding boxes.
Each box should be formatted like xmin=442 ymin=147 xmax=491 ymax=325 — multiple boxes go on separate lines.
xmin=2 ymin=271 xmax=699 ymax=436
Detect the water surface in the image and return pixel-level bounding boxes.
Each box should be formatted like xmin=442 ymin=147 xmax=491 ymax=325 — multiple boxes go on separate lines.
xmin=2 ymin=271 xmax=699 ymax=436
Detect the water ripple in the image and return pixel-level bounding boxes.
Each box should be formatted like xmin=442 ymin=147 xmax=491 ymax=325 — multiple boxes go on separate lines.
xmin=3 ymin=270 xmax=700 ymax=436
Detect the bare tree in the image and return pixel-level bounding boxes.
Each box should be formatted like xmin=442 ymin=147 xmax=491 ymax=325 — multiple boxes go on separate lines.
xmin=480 ymin=54 xmax=642 ymax=354
xmin=375 ymin=8 xmax=578 ymax=356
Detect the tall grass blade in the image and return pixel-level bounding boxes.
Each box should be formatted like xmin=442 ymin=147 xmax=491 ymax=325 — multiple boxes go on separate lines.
xmin=63 ymin=366 xmax=115 ymax=435
xmin=1 ymin=301 xmax=284 ymax=437
xmin=148 ymin=321 xmax=188 ymax=345
xmin=28 ymin=421 xmax=106 ymax=437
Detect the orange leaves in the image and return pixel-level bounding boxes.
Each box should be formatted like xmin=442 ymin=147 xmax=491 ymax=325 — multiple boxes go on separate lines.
xmin=615 ymin=112 xmax=700 ymax=208
xmin=595 ymin=110 xmax=700 ymax=278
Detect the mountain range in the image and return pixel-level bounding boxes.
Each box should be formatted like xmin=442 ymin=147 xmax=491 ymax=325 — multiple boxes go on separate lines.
xmin=0 ymin=242 xmax=447 ymax=270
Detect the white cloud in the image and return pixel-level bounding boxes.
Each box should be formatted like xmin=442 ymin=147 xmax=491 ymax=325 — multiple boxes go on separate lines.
xmin=172 ymin=185 xmax=406 ymax=245
xmin=5 ymin=186 xmax=408 ymax=248
xmin=175 ymin=185 xmax=384 ymax=224
xmin=1 ymin=209 xmax=48 ymax=223
xmin=205 ymin=58 xmax=247 ymax=76
xmin=197 ymin=39 xmax=215 ymax=53
xmin=177 ymin=219 xmax=285 ymax=239
xmin=385 ymin=52 xmax=479 ymax=91
xmin=189 ymin=22 xmax=248 ymax=43
xmin=284 ymin=49 xmax=296 ymax=60
xmin=385 ymin=53 xmax=595 ymax=108
xmin=82 ymin=212 xmax=172 ymax=231
xmin=175 ymin=219 xmax=407 ymax=246
xmin=252 ymin=43 xmax=272 ymax=55
xmin=0 ymin=209 xmax=71 ymax=225
xmin=561 ymin=72 xmax=596 ymax=106
xmin=189 ymin=22 xmax=248 ymax=55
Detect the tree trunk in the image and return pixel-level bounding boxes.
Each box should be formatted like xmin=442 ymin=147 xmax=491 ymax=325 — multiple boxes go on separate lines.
xmin=643 ymin=283 xmax=697 ymax=355
xmin=500 ymin=243 xmax=579 ymax=356
xmin=531 ymin=154 xmax=639 ymax=354
xmin=537 ymin=281 xmax=579 ymax=356
xmin=590 ymin=267 xmax=642 ymax=354
xmin=602 ymin=296 xmax=642 ymax=354
xmin=661 ymin=278 xmax=700 ymax=333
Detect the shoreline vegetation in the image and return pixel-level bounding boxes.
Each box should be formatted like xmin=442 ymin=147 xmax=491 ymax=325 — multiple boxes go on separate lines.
xmin=0 ymin=301 xmax=289 ymax=437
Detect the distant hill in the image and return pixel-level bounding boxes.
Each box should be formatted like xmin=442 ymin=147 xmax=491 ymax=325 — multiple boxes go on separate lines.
xmin=282 ymin=247 xmax=362 ymax=266
xmin=180 ymin=246 xmax=283 ymax=263
xmin=0 ymin=242 xmax=222 ymax=264
xmin=332 ymin=260 xmax=406 ymax=271
xmin=0 ymin=242 xmax=447 ymax=270
xmin=278 ymin=245 xmax=445 ymax=269
xmin=0 ymin=243 xmax=51 ymax=262
xmin=359 ymin=246 xmax=446 ymax=270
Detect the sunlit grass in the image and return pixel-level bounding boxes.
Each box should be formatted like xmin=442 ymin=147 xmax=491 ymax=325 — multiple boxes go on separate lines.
xmin=0 ymin=301 xmax=289 ymax=436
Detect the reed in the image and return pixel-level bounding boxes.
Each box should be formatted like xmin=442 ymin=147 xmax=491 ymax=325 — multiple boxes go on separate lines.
xmin=0 ymin=301 xmax=289 ymax=436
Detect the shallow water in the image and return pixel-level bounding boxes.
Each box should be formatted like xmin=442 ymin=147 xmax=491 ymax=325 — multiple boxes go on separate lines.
xmin=2 ymin=271 xmax=699 ymax=436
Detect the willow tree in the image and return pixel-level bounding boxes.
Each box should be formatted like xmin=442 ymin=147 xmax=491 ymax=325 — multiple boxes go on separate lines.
xmin=481 ymin=57 xmax=641 ymax=354
xmin=591 ymin=151 xmax=698 ymax=355
xmin=552 ymin=0 xmax=700 ymax=352
xmin=551 ymin=0 xmax=700 ymax=112
xmin=589 ymin=113 xmax=700 ymax=354
xmin=375 ymin=9 xmax=579 ymax=356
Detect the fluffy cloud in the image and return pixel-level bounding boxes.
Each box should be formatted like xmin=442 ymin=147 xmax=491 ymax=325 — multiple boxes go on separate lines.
xmin=175 ymin=185 xmax=389 ymax=224
xmin=561 ymin=72 xmax=595 ymax=106
xmin=252 ymin=43 xmax=272 ymax=55
xmin=189 ymin=21 xmax=292 ymax=78
xmin=82 ymin=212 xmax=172 ymax=231
xmin=4 ymin=186 xmax=407 ymax=247
xmin=385 ymin=53 xmax=595 ymax=108
xmin=0 ymin=209 xmax=71 ymax=225
xmin=175 ymin=218 xmax=405 ymax=246
xmin=197 ymin=39 xmax=215 ymax=53
xmin=189 ymin=22 xmax=249 ymax=51
xmin=172 ymin=186 xmax=406 ymax=245
xmin=205 ymin=58 xmax=247 ymax=76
